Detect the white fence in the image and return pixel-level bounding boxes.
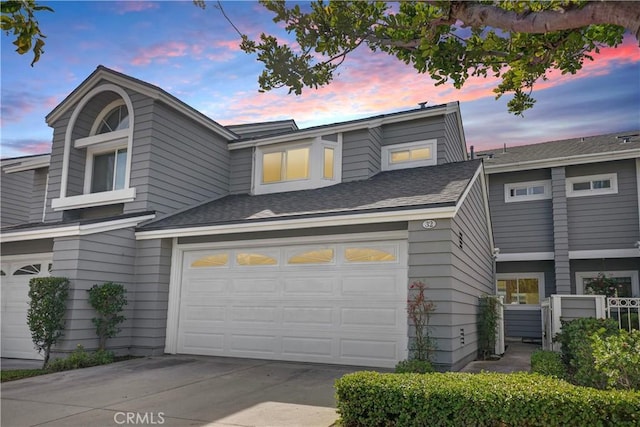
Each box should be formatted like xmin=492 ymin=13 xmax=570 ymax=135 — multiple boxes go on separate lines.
xmin=607 ymin=298 xmax=640 ymax=331
xmin=495 ymin=296 xmax=505 ymax=355
xmin=541 ymin=295 xmax=640 ymax=351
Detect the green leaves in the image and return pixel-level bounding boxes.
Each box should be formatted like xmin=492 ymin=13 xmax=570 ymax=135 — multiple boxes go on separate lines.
xmin=1 ymin=0 xmax=53 ymax=66
xmin=27 ymin=277 xmax=69 ymax=368
xmin=87 ymin=282 xmax=127 ymax=351
xmin=231 ymin=0 xmax=629 ymax=115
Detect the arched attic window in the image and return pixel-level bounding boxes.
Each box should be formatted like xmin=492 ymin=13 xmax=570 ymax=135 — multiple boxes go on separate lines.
xmin=96 ymin=103 xmax=129 ymax=134
xmin=52 ymin=84 xmax=136 ymax=211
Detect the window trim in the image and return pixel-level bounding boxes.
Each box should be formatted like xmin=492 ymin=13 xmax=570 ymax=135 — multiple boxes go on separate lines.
xmin=496 ymin=272 xmax=545 ymax=309
xmin=566 ymin=173 xmax=618 ymax=198
xmin=381 ymin=140 xmax=437 ymax=171
xmin=504 ymin=180 xmax=551 ymax=203
xmin=54 ymin=84 xmax=135 ymax=212
xmin=576 ymin=271 xmax=639 ymax=297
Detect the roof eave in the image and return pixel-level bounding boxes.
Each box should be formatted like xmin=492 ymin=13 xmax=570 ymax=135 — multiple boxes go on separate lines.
xmin=227 ymin=103 xmax=452 ymax=150
xmin=135 ymin=204 xmax=458 ymax=240
xmin=483 ymin=149 xmax=640 ymax=174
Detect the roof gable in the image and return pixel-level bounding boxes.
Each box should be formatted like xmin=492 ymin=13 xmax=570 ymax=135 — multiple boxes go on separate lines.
xmin=45 ymin=65 xmax=237 ymax=140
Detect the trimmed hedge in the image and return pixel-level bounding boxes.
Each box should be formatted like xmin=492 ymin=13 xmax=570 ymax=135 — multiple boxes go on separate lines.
xmin=335 ymin=371 xmax=640 ymax=426
xmin=531 ymin=349 xmax=567 ymax=380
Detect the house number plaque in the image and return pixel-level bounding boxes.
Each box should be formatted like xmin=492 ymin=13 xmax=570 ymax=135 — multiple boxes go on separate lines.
xmin=422 ymin=219 xmax=437 ymax=229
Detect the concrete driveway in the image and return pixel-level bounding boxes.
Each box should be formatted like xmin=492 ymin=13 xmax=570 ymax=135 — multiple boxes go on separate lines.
xmin=1 ymin=355 xmax=371 ymax=427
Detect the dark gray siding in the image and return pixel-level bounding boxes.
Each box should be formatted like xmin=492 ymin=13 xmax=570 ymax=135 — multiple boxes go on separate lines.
xmin=552 ymin=167 xmax=571 ymax=293
xmin=504 ymin=310 xmax=541 ymax=339
xmin=408 ymin=173 xmax=494 ymax=371
xmin=443 ymin=111 xmax=466 ymax=163
xmin=29 ymin=168 xmax=48 ymax=223
xmin=342 ymin=127 xmax=381 ymax=182
xmin=570 ymin=258 xmax=640 ymax=295
xmin=1 ymin=169 xmax=34 ymax=227
xmin=50 ymin=228 xmax=137 ymax=355
xmin=124 ymin=100 xmax=230 ymax=216
xmin=229 ymin=148 xmax=253 ymax=194
xmin=131 ymin=238 xmax=172 ymax=355
xmin=0 ymin=239 xmax=54 ymax=256
xmin=488 ymin=169 xmax=554 ymax=253
xmin=567 ymin=159 xmax=640 ymax=251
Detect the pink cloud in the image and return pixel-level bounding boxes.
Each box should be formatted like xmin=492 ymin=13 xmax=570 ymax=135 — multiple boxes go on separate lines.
xmin=116 ymin=1 xmax=160 ymax=15
xmin=131 ymin=41 xmax=190 ymax=66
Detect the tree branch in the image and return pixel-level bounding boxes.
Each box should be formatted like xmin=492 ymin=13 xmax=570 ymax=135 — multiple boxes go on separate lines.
xmin=450 ymin=1 xmax=640 ymax=42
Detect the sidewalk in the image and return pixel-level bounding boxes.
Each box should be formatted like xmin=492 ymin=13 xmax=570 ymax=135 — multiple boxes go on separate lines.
xmin=459 ymin=340 xmax=540 ymax=373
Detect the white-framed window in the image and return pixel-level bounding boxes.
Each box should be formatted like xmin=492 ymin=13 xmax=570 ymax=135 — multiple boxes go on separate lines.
xmin=253 ymin=135 xmax=342 ymax=195
xmin=381 ymin=140 xmax=437 ymax=171
xmin=504 ymin=180 xmax=551 ymax=203
xmin=52 ymin=85 xmax=136 ymax=211
xmin=496 ymin=273 xmax=545 ymax=308
xmin=576 ymin=271 xmax=639 ymax=297
xmin=566 ymin=173 xmax=618 ymax=197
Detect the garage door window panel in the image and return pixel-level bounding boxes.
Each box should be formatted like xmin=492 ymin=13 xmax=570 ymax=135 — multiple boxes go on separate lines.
xmin=287 ymin=248 xmax=334 ymax=265
xmin=345 ymin=247 xmax=397 ymax=263
xmin=236 ymin=252 xmax=278 ymax=266
xmin=13 ymin=264 xmax=41 ymax=275
xmin=190 ymin=254 xmax=229 ymax=268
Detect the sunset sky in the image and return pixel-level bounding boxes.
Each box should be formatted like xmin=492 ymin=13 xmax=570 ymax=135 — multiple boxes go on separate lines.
xmin=1 ymin=1 xmax=639 ymax=159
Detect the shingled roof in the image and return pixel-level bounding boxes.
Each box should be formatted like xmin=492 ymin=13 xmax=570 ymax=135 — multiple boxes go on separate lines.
xmin=140 ymin=159 xmax=482 ymax=231
xmin=479 ymin=131 xmax=640 ymax=169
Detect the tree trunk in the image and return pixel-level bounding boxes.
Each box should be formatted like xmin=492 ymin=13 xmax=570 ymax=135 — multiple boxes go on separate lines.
xmin=43 ymin=344 xmax=50 ymax=370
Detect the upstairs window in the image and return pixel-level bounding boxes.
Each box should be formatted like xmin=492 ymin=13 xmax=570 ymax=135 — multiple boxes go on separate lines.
xmin=91 ymin=148 xmax=127 ymax=193
xmin=254 ymin=136 xmax=342 ymax=195
xmin=382 ymin=140 xmax=437 ymax=171
xmin=504 ymin=180 xmax=551 ymax=203
xmin=262 ymin=147 xmax=310 ymax=183
xmin=566 ymin=173 xmax=618 ymax=197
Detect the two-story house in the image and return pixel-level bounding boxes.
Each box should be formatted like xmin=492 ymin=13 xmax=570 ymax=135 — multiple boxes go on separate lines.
xmin=1 ymin=66 xmax=494 ymax=371
xmin=481 ymin=134 xmax=640 ymax=340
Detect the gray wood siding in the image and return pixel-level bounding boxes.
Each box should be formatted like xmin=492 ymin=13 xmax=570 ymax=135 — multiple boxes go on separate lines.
xmin=50 ymin=229 xmax=137 ymax=355
xmin=559 ymin=297 xmax=600 ymax=321
xmin=488 ymin=169 xmax=554 ymax=253
xmin=504 ymin=310 xmax=542 ymax=339
xmin=449 ymin=176 xmax=495 ymax=369
xmin=567 ymin=159 xmax=640 ymax=251
xmin=29 ymin=168 xmax=48 ymax=223
xmin=443 ymin=111 xmax=466 ymax=163
xmin=1 ymin=169 xmax=33 ymax=227
xmin=382 ymin=116 xmax=448 ymax=165
xmin=407 ymin=173 xmax=494 ymax=370
xmin=552 ymin=167 xmax=571 ymax=293
xmin=341 ymin=127 xmax=381 ymax=182
xmin=229 ymin=148 xmax=253 ymax=194
xmin=131 ymin=238 xmax=172 ymax=355
xmin=43 ymin=110 xmax=71 ymax=223
xmin=124 ymin=100 xmax=230 ymax=216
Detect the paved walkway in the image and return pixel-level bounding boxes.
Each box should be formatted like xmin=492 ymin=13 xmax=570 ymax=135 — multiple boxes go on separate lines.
xmin=459 ymin=340 xmax=540 ymax=373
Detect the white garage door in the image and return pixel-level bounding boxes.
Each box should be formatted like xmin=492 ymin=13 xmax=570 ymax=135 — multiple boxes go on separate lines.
xmin=175 ymin=237 xmax=408 ymax=368
xmin=1 ymin=254 xmax=52 ymax=360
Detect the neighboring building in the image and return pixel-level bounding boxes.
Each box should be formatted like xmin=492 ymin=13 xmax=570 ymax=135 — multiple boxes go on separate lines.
xmin=480 ymin=133 xmax=640 ymax=340
xmin=0 ymin=66 xmax=494 ymax=371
